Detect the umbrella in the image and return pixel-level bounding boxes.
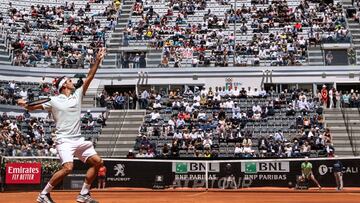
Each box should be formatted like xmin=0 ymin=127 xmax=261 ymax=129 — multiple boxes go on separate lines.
xmin=74 ymin=73 xmax=87 ymax=78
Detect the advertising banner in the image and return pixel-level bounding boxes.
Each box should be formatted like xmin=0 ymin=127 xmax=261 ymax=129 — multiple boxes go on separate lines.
xmin=5 ymin=162 xmax=42 ymax=184
xmin=103 ymin=160 xmax=172 ymax=188
xmin=171 ymin=162 xmax=219 ymax=188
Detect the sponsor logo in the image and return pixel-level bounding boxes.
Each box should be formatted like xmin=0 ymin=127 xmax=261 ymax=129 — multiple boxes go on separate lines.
xmin=114 ymin=164 xmax=125 ymax=177
xmin=241 ymin=162 xmax=290 ymax=173
xmin=107 ymin=163 xmax=131 ymax=182
xmin=244 ymin=174 xmax=287 ymax=181
xmin=6 ymin=162 xmax=42 ymax=184
xmin=318 ymin=165 xmax=328 ymax=175
xmin=318 ymin=164 xmax=359 ymax=175
xmin=172 ymin=162 xmax=220 ymax=173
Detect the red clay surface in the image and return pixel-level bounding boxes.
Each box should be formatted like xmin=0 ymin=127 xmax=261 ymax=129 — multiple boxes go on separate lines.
xmin=1 ymin=188 xmax=360 ymax=203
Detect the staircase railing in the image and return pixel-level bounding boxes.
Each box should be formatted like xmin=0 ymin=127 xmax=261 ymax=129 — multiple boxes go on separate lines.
xmin=340 ymin=106 xmax=357 ymax=156
xmin=107 ymin=100 xmax=130 ymax=157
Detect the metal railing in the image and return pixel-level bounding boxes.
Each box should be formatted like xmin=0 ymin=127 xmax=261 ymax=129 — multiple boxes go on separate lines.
xmin=340 ymin=105 xmax=358 ymax=156
xmin=106 ymin=100 xmax=130 ymax=157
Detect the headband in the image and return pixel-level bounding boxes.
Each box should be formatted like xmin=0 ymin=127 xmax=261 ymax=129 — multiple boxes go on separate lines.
xmin=57 ymin=77 xmax=68 ymax=92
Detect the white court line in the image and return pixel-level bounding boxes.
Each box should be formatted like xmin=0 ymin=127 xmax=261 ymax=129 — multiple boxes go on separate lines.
xmin=187 ymin=191 xmax=208 ymax=197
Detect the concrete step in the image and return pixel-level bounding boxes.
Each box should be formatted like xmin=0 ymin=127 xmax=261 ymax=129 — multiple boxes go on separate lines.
xmin=329 ymin=127 xmax=360 ymax=133
xmin=324 ymin=108 xmax=360 ymax=113
xmin=325 ymin=114 xmax=360 ymax=120
xmin=326 ymin=121 xmax=360 ymax=127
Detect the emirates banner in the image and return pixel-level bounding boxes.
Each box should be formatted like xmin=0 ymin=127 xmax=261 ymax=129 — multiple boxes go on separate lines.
xmin=5 ymin=162 xmax=42 ymax=184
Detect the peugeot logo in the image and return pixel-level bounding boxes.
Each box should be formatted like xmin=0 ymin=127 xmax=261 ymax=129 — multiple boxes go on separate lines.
xmin=318 ymin=165 xmax=328 ymax=175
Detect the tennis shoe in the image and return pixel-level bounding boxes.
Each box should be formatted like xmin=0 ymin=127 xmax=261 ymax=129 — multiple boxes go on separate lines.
xmin=37 ymin=193 xmax=56 ymax=203
xmin=76 ymin=193 xmax=99 ymax=203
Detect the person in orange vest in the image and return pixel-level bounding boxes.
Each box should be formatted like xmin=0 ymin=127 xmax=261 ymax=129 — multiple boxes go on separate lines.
xmin=97 ymin=165 xmax=107 ymax=189
xmin=321 ymin=85 xmax=328 ymax=108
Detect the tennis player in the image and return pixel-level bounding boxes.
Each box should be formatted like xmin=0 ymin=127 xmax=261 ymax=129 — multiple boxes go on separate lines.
xmin=18 ymin=48 xmax=106 ymax=203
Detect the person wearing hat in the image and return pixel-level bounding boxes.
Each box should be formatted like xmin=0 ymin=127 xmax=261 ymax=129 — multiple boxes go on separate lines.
xmin=17 ymin=48 xmax=106 ymax=203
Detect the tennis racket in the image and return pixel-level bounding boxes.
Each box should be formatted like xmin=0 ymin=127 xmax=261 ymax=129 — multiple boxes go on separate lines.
xmin=27 ymin=98 xmax=51 ymax=106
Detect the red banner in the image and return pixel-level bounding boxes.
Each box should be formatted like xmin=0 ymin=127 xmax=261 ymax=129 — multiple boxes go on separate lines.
xmin=5 ymin=162 xmax=42 ymax=184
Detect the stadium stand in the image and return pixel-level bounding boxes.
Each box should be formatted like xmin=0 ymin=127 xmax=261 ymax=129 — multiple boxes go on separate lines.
xmin=0 ymin=0 xmax=120 ymax=68
xmin=127 ymin=87 xmax=337 ymax=158
xmin=103 ymin=0 xmax=351 ymax=68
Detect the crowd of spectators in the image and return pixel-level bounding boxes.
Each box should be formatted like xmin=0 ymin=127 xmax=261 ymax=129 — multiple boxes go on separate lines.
xmin=0 ymin=109 xmax=104 ymax=157
xmin=0 ymin=0 xmax=120 ymax=68
xmin=124 ymin=0 xmax=349 ymax=68
xmin=0 ymin=78 xmax=52 ymax=105
xmin=130 ymin=86 xmax=340 ymax=158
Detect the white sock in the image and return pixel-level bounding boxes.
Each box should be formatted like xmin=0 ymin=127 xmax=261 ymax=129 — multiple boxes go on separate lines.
xmin=80 ymin=183 xmax=91 ymax=195
xmin=41 ymin=183 xmax=54 ymax=195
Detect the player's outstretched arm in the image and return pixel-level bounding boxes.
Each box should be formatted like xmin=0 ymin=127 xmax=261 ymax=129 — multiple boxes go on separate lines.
xmin=17 ymin=99 xmax=44 ymax=111
xmin=83 ymin=47 xmax=106 ymax=96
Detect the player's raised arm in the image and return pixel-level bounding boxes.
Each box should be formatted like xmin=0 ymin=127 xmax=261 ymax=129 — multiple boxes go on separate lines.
xmin=83 ymin=47 xmax=107 ymax=96
xmin=17 ymin=99 xmax=44 ymax=111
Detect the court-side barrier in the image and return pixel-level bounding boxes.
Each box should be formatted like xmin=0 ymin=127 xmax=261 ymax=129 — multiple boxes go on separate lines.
xmin=1 ymin=156 xmax=360 ymax=191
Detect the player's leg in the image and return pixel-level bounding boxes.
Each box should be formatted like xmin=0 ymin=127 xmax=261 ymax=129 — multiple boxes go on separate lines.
xmin=75 ymin=140 xmax=102 ymax=203
xmin=339 ymin=173 xmax=343 ymax=190
xmin=38 ymin=141 xmax=75 ymax=203
xmin=310 ymin=174 xmax=321 ymax=189
xmin=334 ymin=172 xmax=340 ymax=190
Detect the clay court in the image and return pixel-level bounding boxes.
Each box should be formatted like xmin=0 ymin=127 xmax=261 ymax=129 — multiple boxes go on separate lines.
xmin=2 ymin=188 xmax=360 ymax=203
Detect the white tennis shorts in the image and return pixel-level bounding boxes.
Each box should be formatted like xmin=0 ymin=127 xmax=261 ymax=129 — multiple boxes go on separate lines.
xmin=56 ymin=137 xmax=97 ymax=165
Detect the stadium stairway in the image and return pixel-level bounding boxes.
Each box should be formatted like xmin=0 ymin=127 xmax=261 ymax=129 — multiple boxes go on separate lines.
xmin=96 ymin=110 xmax=145 ymax=157
xmin=104 ymin=0 xmax=135 ymax=69
xmin=147 ymin=49 xmax=163 ymax=68
xmin=0 ymin=34 xmax=11 ymax=65
xmin=82 ymin=85 xmax=104 ymax=108
xmin=308 ymin=47 xmax=324 ymax=66
xmin=324 ymin=108 xmax=360 ymax=156
xmin=348 ymin=19 xmax=360 ymax=50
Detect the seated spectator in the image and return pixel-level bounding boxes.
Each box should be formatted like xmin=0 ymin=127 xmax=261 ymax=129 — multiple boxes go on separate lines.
xmin=150 ymin=110 xmax=161 ymax=122
xmin=152 ymin=100 xmax=162 ymax=109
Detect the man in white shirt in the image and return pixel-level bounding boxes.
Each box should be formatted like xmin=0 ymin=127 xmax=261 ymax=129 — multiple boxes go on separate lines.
xmin=298 ymin=97 xmax=309 ymax=113
xmin=9 ymin=120 xmax=18 ymax=130
xmin=152 ymin=100 xmax=162 ymax=109
xmin=193 ymin=94 xmax=201 ymax=102
xmin=151 ymin=110 xmax=161 ymax=121
xmin=232 ymin=103 xmax=241 ymax=119
xmin=203 ymin=136 xmax=213 ymax=149
xmin=252 ymin=102 xmax=262 ymax=113
xmin=19 ymin=88 xmax=28 ymax=99
xmin=232 ymin=86 xmax=240 ymax=97
xmin=253 ymin=88 xmax=260 ymax=97
xmin=173 ymin=130 xmax=183 ymax=140
xmin=18 ymin=48 xmax=106 ymax=203
xmin=213 ymin=92 xmax=221 ymax=101
xmin=185 ymin=104 xmax=193 ymax=113
xmin=225 ymin=98 xmax=234 ymax=108
xmin=247 ymin=87 xmax=255 ymax=97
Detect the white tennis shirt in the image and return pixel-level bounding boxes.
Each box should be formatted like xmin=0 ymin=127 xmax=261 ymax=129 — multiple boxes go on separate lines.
xmin=42 ymin=87 xmax=83 ymax=140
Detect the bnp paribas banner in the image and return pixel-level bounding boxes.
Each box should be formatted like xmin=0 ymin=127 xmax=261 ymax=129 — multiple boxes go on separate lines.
xmin=213 ymin=161 xmax=292 ymax=188
xmin=219 ymin=159 xmax=360 ymax=188
xmin=172 ymin=162 xmax=220 ymax=188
